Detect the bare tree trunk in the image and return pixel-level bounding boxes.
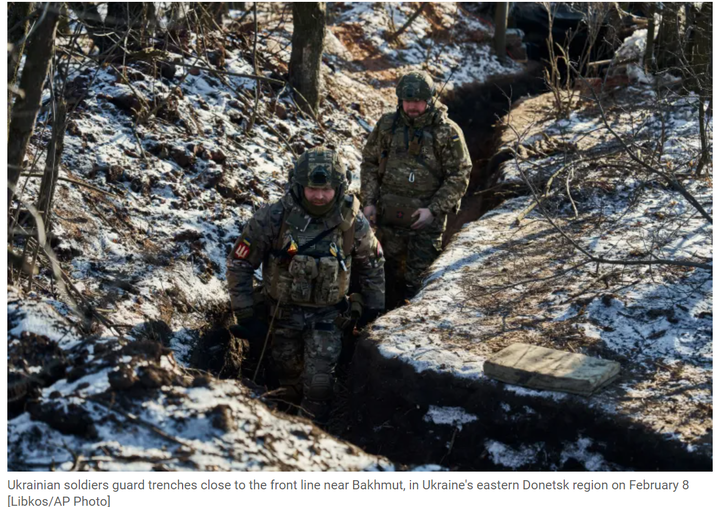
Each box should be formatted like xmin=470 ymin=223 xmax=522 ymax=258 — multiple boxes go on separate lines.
xmin=289 ymin=3 xmax=326 ymax=115
xmin=644 ymin=3 xmax=656 ymax=72
xmin=37 ymin=96 xmax=67 ymax=229
xmin=691 ymin=3 xmax=712 ymax=177
xmin=69 ymin=2 xmax=150 ymax=57
xmin=691 ymin=2 xmax=712 ymax=77
xmin=7 ymin=2 xmax=61 ymax=207
xmin=494 ymin=3 xmax=509 ymax=63
xmin=655 ymin=3 xmax=681 ymax=72
xmin=199 ymin=2 xmax=228 ymax=27
xmin=68 ymin=2 xmax=109 ymax=54
xmin=106 ymin=2 xmax=148 ymax=53
xmin=8 ymin=2 xmax=33 ymax=130
xmin=246 ymin=3 xmax=260 ymax=132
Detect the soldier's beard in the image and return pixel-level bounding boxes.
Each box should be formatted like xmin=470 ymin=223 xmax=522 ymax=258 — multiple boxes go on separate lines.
xmin=301 ymin=194 xmax=337 ymax=216
xmin=400 ymin=103 xmax=433 ymax=126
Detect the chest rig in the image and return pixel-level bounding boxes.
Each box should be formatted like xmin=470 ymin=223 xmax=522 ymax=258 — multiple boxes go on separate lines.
xmin=264 ymin=196 xmax=359 ymax=307
xmin=378 ymin=111 xmax=443 ymax=203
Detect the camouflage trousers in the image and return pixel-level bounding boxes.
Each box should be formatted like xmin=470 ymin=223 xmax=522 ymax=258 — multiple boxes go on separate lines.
xmin=267 ymin=304 xmax=342 ymax=415
xmin=376 ymin=216 xmax=445 ymax=300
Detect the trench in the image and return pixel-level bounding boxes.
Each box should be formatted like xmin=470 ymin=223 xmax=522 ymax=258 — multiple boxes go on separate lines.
xmin=193 ymin=69 xmax=710 ymax=471
xmin=328 ymin=73 xmax=710 ymax=471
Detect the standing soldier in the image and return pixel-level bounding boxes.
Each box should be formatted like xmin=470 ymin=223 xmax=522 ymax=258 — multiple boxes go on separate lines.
xmin=227 ymin=148 xmax=385 ymax=423
xmin=360 ymin=71 xmax=472 ymax=303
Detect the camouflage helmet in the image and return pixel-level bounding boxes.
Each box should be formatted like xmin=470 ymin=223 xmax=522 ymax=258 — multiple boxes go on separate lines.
xmin=291 ymin=148 xmax=348 ymax=191
xmin=396 ymin=70 xmax=435 ymax=102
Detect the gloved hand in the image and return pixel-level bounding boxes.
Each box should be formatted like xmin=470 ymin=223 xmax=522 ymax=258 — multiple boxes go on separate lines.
xmin=233 ymin=308 xmax=254 ymax=325
xmin=357 ymin=308 xmax=380 ymax=330
xmin=349 ymin=293 xmax=364 ymax=320
xmin=230 ymin=308 xmax=268 ymax=341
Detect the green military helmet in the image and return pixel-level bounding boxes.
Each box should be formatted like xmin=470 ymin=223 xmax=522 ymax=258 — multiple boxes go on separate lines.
xmin=292 ymin=148 xmax=347 ymax=189
xmin=396 ymin=70 xmax=435 ymax=102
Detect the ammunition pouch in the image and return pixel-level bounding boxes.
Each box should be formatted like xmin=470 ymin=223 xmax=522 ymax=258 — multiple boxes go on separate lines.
xmin=272 ymin=254 xmax=350 ymax=307
xmin=288 ymin=255 xmax=318 ymax=303
xmin=378 ymin=193 xmax=423 ymax=229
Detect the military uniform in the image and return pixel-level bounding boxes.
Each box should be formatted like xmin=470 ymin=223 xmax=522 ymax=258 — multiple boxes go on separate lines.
xmin=360 ymin=72 xmax=472 ymax=299
xmin=227 ymin=149 xmax=385 ymax=421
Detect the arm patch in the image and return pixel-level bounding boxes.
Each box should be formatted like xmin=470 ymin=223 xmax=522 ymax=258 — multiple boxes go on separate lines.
xmin=233 ymin=238 xmax=252 ymax=260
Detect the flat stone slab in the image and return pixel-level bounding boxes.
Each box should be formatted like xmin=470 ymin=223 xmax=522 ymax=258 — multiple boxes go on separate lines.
xmin=483 ymin=343 xmax=621 ymax=396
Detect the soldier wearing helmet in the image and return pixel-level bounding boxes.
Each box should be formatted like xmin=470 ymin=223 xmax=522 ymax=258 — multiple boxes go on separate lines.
xmin=227 ymin=148 xmax=385 ymax=423
xmin=360 ymin=70 xmax=472 ymax=304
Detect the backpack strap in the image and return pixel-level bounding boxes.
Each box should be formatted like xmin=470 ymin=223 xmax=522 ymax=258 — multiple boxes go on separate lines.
xmin=272 ymin=206 xmax=291 ymax=251
xmin=339 ymin=195 xmax=360 ymax=256
xmin=378 ymin=112 xmax=400 ymax=182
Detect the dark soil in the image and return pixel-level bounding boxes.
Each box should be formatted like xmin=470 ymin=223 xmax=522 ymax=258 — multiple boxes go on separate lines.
xmin=338 ymin=335 xmax=711 ymax=471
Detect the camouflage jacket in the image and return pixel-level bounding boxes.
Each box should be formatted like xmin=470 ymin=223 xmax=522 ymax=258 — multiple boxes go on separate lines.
xmin=360 ymin=102 xmax=472 ymax=218
xmin=227 ymin=192 xmax=385 ymax=313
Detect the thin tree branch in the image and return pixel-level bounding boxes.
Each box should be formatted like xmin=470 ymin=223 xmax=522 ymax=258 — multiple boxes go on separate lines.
xmin=507 ymin=132 xmax=711 ymax=271
xmin=388 ymin=3 xmax=427 ymax=41
xmin=578 ymin=74 xmax=713 ymax=224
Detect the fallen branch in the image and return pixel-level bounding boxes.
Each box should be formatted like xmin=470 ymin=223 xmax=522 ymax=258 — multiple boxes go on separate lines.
xmin=163 ymin=60 xmax=284 ymax=85
xmin=506 ymin=136 xmax=711 ymax=272
xmin=388 ymin=3 xmax=427 ymax=41
xmin=21 ymin=172 xmax=122 ymax=198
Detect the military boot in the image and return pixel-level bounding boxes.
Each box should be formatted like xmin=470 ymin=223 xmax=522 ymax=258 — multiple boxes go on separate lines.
xmin=300 ymin=397 xmax=332 ymax=425
xmin=301 ymin=373 xmax=334 ymax=425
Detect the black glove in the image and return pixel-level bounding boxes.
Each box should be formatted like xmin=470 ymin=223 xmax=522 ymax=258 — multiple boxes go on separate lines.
xmin=357 ymin=309 xmax=380 ymax=330
xmin=349 ymin=294 xmax=364 ymax=320
xmin=229 ymin=320 xmax=268 ymax=340
xmin=230 ymin=309 xmax=268 ymax=342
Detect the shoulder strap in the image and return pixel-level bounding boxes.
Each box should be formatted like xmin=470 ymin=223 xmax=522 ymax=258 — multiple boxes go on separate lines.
xmin=340 ymin=196 xmax=360 ymax=256
xmin=273 ymin=206 xmax=291 ymax=251
xmin=390 ymin=111 xmax=400 ymax=136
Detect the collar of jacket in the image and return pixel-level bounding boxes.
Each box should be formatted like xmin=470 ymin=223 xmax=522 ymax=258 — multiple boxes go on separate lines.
xmin=282 ymin=192 xmax=344 ymax=231
xmin=398 ymin=101 xmax=448 ymax=129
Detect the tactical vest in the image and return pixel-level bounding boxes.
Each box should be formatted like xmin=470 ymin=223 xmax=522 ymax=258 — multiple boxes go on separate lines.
xmin=264 ymin=195 xmax=359 ymax=307
xmin=378 ymin=110 xmax=444 ymax=205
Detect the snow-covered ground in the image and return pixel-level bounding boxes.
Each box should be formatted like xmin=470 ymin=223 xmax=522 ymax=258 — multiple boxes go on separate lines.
xmin=9 ymin=3 xmax=709 ymax=471
xmin=7 ymin=3 xmax=519 ymax=470
xmin=366 ymin=87 xmax=712 ymax=468
xmin=7 ymin=289 xmax=393 ymax=471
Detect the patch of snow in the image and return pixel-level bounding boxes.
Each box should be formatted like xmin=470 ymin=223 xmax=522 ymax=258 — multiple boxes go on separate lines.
xmin=423 ymin=405 xmax=478 ymax=429
xmin=558 ymin=437 xmax=614 ymax=471
xmin=484 ymin=440 xmax=543 ymax=469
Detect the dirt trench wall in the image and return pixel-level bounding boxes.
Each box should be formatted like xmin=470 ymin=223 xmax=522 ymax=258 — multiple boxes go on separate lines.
xmin=346 ymin=336 xmax=712 ymax=471
xmin=442 ymin=64 xmax=546 ymax=243
xmin=342 ymin=86 xmax=712 ymax=471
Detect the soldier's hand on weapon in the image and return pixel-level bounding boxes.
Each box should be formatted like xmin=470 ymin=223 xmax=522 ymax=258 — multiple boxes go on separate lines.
xmin=411 ymin=208 xmax=434 ymax=229
xmin=363 ymin=205 xmax=377 ymax=226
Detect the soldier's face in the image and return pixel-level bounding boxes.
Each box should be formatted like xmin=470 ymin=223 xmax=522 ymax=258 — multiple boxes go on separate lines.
xmin=304 ymin=186 xmax=336 ymax=206
xmin=402 ymin=99 xmax=428 ymax=117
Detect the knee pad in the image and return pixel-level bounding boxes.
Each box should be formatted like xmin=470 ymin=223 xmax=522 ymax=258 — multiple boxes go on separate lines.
xmin=305 ymin=373 xmax=333 ymax=401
